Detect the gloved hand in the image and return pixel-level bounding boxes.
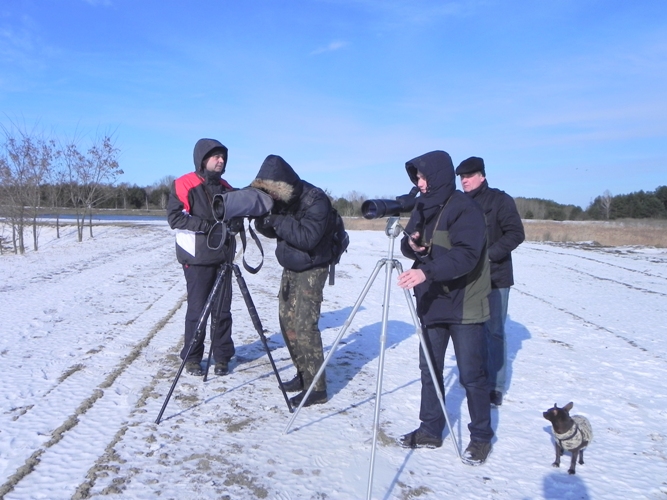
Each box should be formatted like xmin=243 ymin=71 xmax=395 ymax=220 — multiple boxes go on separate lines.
xmin=198 ymin=219 xmax=213 ymax=233
xmin=259 ymin=214 xmax=281 ymax=228
xmin=228 ymin=217 xmax=244 ymax=234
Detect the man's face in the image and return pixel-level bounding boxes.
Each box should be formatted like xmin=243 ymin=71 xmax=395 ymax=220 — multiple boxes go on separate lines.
xmin=204 ymin=153 xmax=225 ymax=173
xmin=459 ymin=172 xmax=485 ymax=193
xmin=416 ymin=171 xmax=428 ymax=194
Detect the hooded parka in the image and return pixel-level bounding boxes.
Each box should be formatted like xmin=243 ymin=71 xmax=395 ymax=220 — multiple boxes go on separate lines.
xmin=251 ymin=155 xmax=334 ymax=272
xmin=401 ymin=150 xmax=491 ymax=326
xmin=167 ymin=139 xmax=234 ymax=266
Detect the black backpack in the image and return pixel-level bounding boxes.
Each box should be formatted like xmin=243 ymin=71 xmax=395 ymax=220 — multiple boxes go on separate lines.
xmin=328 ymin=208 xmax=349 ymax=285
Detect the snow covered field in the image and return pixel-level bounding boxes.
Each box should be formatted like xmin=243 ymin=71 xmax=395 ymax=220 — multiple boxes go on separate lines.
xmin=1 ymin=222 xmax=666 ymax=499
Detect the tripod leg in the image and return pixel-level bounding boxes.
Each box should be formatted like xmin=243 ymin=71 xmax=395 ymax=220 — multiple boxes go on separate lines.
xmin=231 ymin=265 xmax=294 ymax=412
xmin=366 ymin=257 xmax=397 ymax=500
xmin=203 ymin=263 xmax=233 ymax=382
xmin=155 ymin=264 xmax=227 ymax=425
xmin=396 ymin=260 xmax=461 ymax=459
xmin=284 ymin=258 xmax=389 ymax=434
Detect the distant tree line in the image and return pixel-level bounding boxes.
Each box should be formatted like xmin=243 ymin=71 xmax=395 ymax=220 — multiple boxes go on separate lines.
xmin=3 ymin=125 xmax=665 ymax=255
xmin=332 ymin=186 xmax=667 ymax=222
xmin=515 ymin=186 xmax=667 ymax=221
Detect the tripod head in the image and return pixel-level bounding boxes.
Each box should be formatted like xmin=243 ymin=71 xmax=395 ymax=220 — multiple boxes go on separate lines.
xmin=384 ymin=217 xmax=403 ymax=239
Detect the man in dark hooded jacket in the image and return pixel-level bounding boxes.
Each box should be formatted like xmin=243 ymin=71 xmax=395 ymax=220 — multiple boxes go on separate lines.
xmin=166 ymin=138 xmax=236 ymax=377
xmin=456 ymin=156 xmax=525 ymax=407
xmin=251 ymin=155 xmax=334 ymax=407
xmin=396 ymin=150 xmax=494 ymax=466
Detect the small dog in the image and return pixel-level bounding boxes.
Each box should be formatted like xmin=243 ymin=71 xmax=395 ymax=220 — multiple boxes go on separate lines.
xmin=543 ymin=402 xmax=593 ymax=474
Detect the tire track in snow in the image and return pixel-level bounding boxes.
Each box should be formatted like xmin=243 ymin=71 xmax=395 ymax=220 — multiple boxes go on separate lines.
xmin=524 ymin=245 xmax=667 ymax=283
xmin=513 ymin=287 xmax=659 ymax=360
xmin=0 ymin=228 xmax=170 ymax=294
xmin=558 ymin=265 xmax=667 ymax=297
xmin=0 ymin=290 xmax=186 ymax=499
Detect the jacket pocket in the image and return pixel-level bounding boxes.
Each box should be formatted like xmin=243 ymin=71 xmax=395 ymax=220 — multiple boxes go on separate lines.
xmin=276 ymin=241 xmax=314 ymax=272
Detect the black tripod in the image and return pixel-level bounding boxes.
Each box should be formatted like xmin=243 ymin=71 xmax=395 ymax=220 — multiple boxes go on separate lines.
xmin=284 ymin=217 xmax=459 ymax=500
xmin=156 ymin=225 xmax=292 ymax=425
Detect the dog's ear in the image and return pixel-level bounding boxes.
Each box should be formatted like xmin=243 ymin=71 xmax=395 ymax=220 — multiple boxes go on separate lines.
xmin=564 ymin=402 xmax=574 ymax=412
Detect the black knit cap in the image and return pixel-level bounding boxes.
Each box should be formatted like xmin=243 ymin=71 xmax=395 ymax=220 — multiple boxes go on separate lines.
xmin=455 ymin=156 xmax=485 ymax=177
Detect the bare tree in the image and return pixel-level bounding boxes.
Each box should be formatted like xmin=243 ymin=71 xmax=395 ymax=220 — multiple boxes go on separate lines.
xmin=341 ymin=190 xmax=367 ymax=216
xmin=154 ymin=175 xmax=175 ymax=210
xmin=0 ymin=124 xmax=56 ymax=252
xmin=63 ymin=133 xmax=123 ymax=241
xmin=115 ymin=182 xmax=131 ymax=209
xmin=600 ymin=190 xmax=613 ymax=220
xmin=0 ymin=130 xmax=28 ymax=253
xmin=44 ymin=156 xmax=67 ymax=238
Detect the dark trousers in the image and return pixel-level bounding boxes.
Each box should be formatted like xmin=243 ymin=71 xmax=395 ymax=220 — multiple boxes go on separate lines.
xmin=181 ymin=264 xmax=235 ymax=363
xmin=485 ymin=287 xmax=510 ymax=393
xmin=418 ymin=323 xmax=493 ymax=443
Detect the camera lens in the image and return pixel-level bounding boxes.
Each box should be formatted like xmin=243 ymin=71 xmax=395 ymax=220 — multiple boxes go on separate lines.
xmin=361 ymin=199 xmax=403 ymax=219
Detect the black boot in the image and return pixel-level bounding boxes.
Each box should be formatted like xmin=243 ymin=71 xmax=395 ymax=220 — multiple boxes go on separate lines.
xmin=290 ymin=389 xmax=328 ymax=407
xmin=281 ymin=373 xmax=304 ymax=392
xmin=214 ymin=359 xmax=229 ymax=376
xmin=490 ymin=390 xmax=503 ymax=406
xmin=185 ymin=361 xmax=203 ymax=376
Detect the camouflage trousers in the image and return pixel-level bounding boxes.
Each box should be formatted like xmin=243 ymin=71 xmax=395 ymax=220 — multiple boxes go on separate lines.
xmin=279 ymin=266 xmax=328 ymax=392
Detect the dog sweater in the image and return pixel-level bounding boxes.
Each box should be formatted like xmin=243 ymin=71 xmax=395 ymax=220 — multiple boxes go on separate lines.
xmin=554 ymin=415 xmax=593 ymax=450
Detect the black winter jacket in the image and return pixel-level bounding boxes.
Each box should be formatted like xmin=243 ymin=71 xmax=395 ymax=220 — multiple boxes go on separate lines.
xmin=401 ymin=151 xmax=491 ymax=326
xmin=166 ymin=139 xmax=235 ymax=266
xmin=467 ymin=180 xmax=524 ymax=288
xmin=251 ymin=155 xmax=334 ymax=272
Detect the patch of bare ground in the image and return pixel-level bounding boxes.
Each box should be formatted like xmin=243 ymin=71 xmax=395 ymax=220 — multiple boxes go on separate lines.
xmin=522 ymin=218 xmax=667 ymax=247
xmin=344 ymin=217 xmax=667 ymax=247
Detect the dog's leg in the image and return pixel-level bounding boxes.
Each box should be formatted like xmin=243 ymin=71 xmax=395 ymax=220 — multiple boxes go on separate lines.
xmin=568 ymin=449 xmax=578 ymax=475
xmin=552 ymin=442 xmax=561 ymax=467
xmin=579 ymin=449 xmax=585 ymax=465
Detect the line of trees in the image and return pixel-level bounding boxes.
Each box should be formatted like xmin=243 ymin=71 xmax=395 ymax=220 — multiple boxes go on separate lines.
xmin=3 ymin=126 xmax=665 ymax=255
xmin=515 ymin=186 xmax=667 ymax=221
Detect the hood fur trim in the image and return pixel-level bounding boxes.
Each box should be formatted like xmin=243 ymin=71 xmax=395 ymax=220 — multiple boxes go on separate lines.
xmin=250 ymin=178 xmax=295 ymax=203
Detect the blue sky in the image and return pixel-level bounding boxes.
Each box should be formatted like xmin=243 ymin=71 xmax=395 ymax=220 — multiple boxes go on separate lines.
xmin=1 ymin=0 xmax=666 ymax=208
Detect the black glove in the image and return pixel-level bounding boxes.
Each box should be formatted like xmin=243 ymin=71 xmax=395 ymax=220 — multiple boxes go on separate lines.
xmin=260 ymin=214 xmax=281 ymax=228
xmin=228 ymin=217 xmax=244 ymax=234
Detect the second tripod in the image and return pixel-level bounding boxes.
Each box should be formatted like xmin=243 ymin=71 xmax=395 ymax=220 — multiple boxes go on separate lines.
xmin=284 ymin=217 xmax=459 ymax=500
xmin=156 ymin=228 xmax=292 ymax=425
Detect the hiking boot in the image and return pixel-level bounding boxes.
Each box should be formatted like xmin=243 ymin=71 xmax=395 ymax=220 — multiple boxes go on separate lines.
xmin=398 ymin=428 xmax=443 ymax=449
xmin=282 ymin=373 xmax=304 ymax=393
xmin=490 ymin=390 xmax=503 ymax=407
xmin=185 ymin=361 xmax=203 ymax=376
xmin=290 ymin=389 xmax=327 ymax=407
xmin=462 ymin=440 xmax=492 ymax=465
xmin=214 ymin=360 xmax=229 ymax=376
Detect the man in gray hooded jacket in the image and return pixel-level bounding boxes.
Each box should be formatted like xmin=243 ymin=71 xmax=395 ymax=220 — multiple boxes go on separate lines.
xmin=166 ymin=138 xmax=236 ymax=377
xmin=251 ymin=155 xmax=335 ymax=407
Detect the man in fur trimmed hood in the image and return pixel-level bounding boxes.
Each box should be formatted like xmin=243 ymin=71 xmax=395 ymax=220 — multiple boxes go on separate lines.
xmin=251 ymin=155 xmax=334 ymax=407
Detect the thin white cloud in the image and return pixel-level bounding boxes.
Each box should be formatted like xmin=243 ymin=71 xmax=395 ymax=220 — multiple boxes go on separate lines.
xmin=310 ymin=40 xmax=348 ymax=55
xmin=82 ymin=0 xmax=113 ymax=6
